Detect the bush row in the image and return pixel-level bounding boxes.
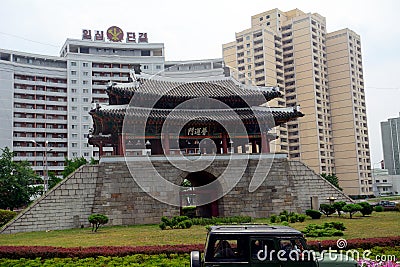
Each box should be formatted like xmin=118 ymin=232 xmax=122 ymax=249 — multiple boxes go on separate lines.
xmin=0 ymin=254 xmax=190 ymax=267
xmin=159 ymin=215 xmax=252 ymax=230
xmin=270 ymin=211 xmax=306 ymax=223
xmin=0 ymin=244 xmax=203 ymax=259
xmin=1 ymin=236 xmax=399 ymax=259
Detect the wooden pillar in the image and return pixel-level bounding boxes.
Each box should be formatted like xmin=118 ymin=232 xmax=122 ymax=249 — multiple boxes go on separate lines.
xmin=117 ymin=134 xmax=124 ymax=155
xmin=99 ymin=142 xmax=104 ymax=157
xmin=221 ymin=133 xmax=228 ymax=154
xmin=163 ymin=133 xmax=170 ymax=155
xmin=261 ymin=131 xmax=270 ymax=153
xmin=251 ymin=139 xmax=258 ymax=154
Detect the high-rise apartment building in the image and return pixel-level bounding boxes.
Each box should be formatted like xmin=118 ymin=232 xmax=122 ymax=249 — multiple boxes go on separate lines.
xmin=381 ymin=114 xmax=400 ymax=175
xmin=223 ymin=8 xmax=371 ymax=195
xmin=0 ymin=27 xmax=165 ymax=177
xmin=326 ymin=29 xmax=371 ymax=194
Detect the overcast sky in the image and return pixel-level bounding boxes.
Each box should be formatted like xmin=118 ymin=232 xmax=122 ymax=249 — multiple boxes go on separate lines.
xmin=1 ymin=0 xmax=399 ymax=167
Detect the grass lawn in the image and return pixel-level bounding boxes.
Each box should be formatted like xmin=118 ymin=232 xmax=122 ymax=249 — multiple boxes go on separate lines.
xmin=0 ymin=212 xmax=399 ymax=247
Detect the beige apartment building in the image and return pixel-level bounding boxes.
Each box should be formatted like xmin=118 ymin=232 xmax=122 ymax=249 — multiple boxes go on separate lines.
xmin=223 ymin=8 xmax=371 ymax=196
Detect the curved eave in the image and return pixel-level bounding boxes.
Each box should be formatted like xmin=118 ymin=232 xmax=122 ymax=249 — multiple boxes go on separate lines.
xmin=90 ymin=106 xmax=304 ymax=129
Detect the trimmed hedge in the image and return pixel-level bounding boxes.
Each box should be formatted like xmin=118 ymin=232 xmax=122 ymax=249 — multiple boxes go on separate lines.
xmin=305 ymin=209 xmax=322 ymax=219
xmin=0 ymin=237 xmax=399 ymax=259
xmin=302 ymin=222 xmax=346 ymax=237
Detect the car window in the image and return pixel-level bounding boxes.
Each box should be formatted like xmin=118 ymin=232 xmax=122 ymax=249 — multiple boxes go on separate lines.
xmin=210 ymin=238 xmax=248 ymax=262
xmin=251 ymin=238 xmax=276 ymax=261
xmin=279 ymin=238 xmax=312 ymax=261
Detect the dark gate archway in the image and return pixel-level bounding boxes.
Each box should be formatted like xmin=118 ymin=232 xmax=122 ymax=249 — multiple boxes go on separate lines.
xmin=180 ymin=171 xmax=220 ymax=218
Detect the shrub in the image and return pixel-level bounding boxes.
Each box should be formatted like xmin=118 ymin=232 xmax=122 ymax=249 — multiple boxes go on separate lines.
xmin=159 ymin=216 xmax=192 ymax=230
xmin=333 ymin=201 xmax=347 ymax=217
xmin=279 ymin=214 xmax=288 ymax=222
xmin=359 ymin=202 xmax=373 ymax=216
xmin=0 ymin=210 xmax=17 ymax=227
xmin=271 ymin=211 xmax=305 ymax=224
xmin=181 ymin=206 xmax=196 ymax=218
xmin=323 ymin=221 xmax=346 ymax=231
xmin=320 ymin=204 xmax=336 ymax=216
xmin=88 ymin=214 xmax=109 ymax=232
xmin=302 ymin=221 xmax=346 ymax=237
xmin=297 ymin=214 xmax=306 ymax=222
xmin=288 ymin=215 xmax=297 ymax=223
xmin=374 ymin=205 xmax=384 ymax=212
xmin=305 ymin=209 xmax=322 ymax=219
xmin=281 ymin=221 xmax=289 ymax=226
xmin=342 ymin=204 xmax=362 ymax=219
xmin=269 ymin=214 xmax=279 ymax=223
xmin=190 ymin=216 xmax=251 ymax=226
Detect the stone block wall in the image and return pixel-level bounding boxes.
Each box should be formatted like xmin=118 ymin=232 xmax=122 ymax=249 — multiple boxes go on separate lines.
xmin=1 ymin=165 xmax=98 ymax=234
xmin=1 ymin=157 xmax=353 ymax=234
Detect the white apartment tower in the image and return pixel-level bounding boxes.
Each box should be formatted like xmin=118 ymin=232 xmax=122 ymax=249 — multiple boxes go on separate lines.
xmin=0 ymin=27 xmax=165 ymax=177
xmin=223 ymin=9 xmax=371 ymax=196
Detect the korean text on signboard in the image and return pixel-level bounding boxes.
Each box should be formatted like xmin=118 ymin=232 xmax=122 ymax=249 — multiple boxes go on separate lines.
xmin=82 ymin=26 xmax=148 ymax=43
xmin=187 ymin=127 xmax=208 ymax=136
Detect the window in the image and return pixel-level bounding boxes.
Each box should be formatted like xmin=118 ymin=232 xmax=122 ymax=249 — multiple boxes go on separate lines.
xmin=72 ymin=115 xmax=77 ymax=120
xmin=83 ymin=89 xmax=89 ymax=93
xmin=83 ymin=71 xmax=89 ymax=76
xmin=208 ymin=238 xmax=247 ymax=262
xmin=141 ymin=50 xmax=151 ymax=56
xmin=71 ymin=70 xmax=77 ymax=75
xmin=71 ymin=125 xmax=77 ymax=129
xmin=83 ymin=80 xmax=89 ymax=85
xmin=71 ymin=62 xmax=77 ymax=66
xmin=71 ymin=98 xmax=77 ymax=102
xmin=72 ymin=152 xmax=78 ymax=157
xmin=156 ymin=65 xmax=161 ymax=70
xmin=71 ymin=88 xmax=77 ymax=93
xmin=83 ymin=125 xmax=89 ymax=129
xmin=83 ymin=98 xmax=89 ymax=102
xmin=143 ymin=65 xmax=149 ymax=70
xmin=72 ymin=106 xmax=77 ymax=111
xmin=72 ymin=134 xmax=78 ymax=138
xmin=83 ymin=106 xmax=89 ymax=111
xmin=84 ymin=152 xmax=89 ymax=157
xmin=83 ymin=62 xmax=89 ymax=67
xmin=71 ymin=80 xmax=77 ymax=84
xmin=72 ymin=143 xmax=78 ymax=148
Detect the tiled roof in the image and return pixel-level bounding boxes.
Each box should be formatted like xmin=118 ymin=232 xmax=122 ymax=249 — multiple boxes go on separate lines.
xmin=108 ymin=76 xmax=282 ymax=103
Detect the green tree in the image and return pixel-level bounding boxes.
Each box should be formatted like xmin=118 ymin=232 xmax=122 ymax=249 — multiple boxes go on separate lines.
xmin=88 ymin=214 xmax=109 ymax=232
xmin=320 ymin=173 xmax=342 ymax=191
xmin=0 ymin=147 xmax=42 ymax=211
xmin=319 ymin=204 xmax=336 ymax=216
xmin=47 ymin=172 xmax=63 ymax=190
xmin=62 ymin=157 xmax=88 ymax=178
xmin=333 ymin=201 xmax=347 ymax=217
xmin=359 ymin=202 xmax=373 ymax=216
xmin=342 ymin=203 xmax=362 ymax=219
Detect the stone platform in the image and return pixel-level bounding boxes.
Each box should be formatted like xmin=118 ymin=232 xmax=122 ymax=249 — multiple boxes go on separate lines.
xmin=1 ymin=155 xmax=352 ymax=234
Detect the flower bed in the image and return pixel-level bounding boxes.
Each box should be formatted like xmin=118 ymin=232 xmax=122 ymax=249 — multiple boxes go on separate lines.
xmin=0 ymin=236 xmax=399 ymax=259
